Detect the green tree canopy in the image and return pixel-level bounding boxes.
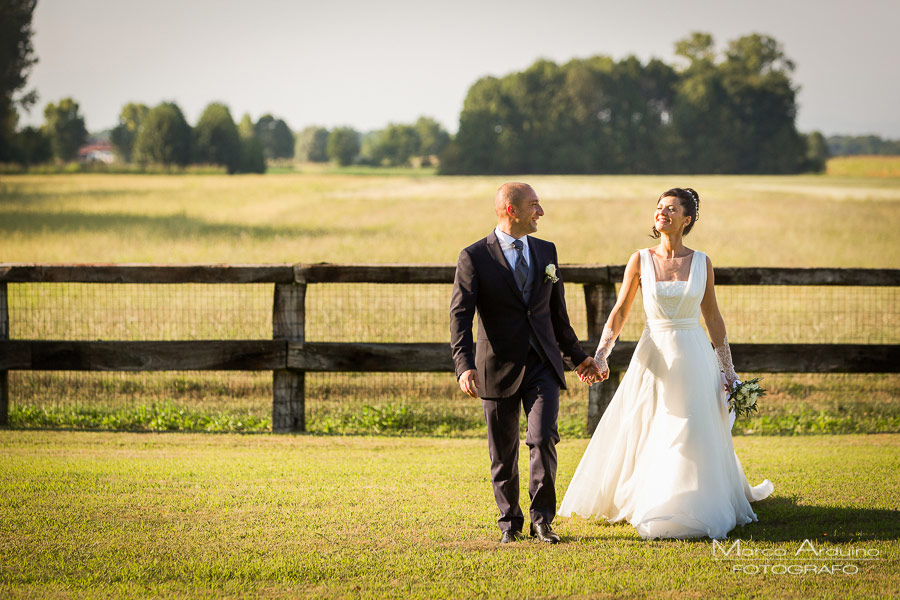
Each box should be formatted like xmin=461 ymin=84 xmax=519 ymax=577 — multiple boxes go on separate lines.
xmin=803 ymin=131 xmax=830 ymax=172
xmin=42 ymin=97 xmax=88 ymax=162
xmin=193 ymin=102 xmax=241 ymax=174
xmin=327 ymin=127 xmax=360 ymax=166
xmin=671 ymin=32 xmax=804 ymax=173
xmin=0 ymin=0 xmax=38 ymax=161
xmin=365 ymin=123 xmax=420 ymax=166
xmin=414 ymin=116 xmax=450 ymax=157
xmin=133 ymin=102 xmax=191 ymax=167
xmin=15 ymin=125 xmax=51 ymax=165
xmin=110 ymin=102 xmax=149 ymax=162
xmin=254 ymin=114 xmax=294 ymax=159
xmin=237 ymin=113 xmax=266 ymax=174
xmin=444 ymin=32 xmax=807 ymax=175
xmin=295 ymin=126 xmax=330 ymax=162
xmin=442 ymin=55 xmax=676 ymax=174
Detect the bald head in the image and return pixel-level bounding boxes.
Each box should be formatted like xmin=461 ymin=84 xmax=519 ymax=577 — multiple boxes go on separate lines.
xmin=495 ymin=182 xmax=543 ymax=237
xmin=495 ymin=182 xmax=535 ymax=217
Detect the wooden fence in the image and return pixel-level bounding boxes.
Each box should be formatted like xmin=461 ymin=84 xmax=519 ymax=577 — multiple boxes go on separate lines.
xmin=1 ymin=263 xmax=899 ymax=433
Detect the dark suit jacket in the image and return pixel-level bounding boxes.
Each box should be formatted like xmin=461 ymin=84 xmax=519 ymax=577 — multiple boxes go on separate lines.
xmin=450 ymin=230 xmax=589 ymax=398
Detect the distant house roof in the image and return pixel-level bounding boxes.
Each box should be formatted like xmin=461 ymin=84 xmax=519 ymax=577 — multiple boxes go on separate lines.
xmin=78 ymin=141 xmax=115 ymax=164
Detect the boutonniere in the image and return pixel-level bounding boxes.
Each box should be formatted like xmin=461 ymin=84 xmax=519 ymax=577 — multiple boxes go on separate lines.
xmin=544 ymin=263 xmax=559 ymax=283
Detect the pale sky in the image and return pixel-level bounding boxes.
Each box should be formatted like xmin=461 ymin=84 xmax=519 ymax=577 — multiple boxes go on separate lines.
xmin=19 ymin=0 xmax=900 ymax=138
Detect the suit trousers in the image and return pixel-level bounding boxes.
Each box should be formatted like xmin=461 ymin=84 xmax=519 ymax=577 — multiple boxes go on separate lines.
xmin=482 ymin=348 xmax=561 ymax=532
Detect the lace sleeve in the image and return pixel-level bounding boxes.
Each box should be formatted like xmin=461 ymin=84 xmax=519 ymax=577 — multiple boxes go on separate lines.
xmin=714 ymin=335 xmax=739 ymax=385
xmin=593 ymin=325 xmax=617 ymax=373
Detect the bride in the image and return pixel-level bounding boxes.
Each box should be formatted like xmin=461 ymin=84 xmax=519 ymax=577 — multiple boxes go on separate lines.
xmin=558 ymin=187 xmax=773 ymax=540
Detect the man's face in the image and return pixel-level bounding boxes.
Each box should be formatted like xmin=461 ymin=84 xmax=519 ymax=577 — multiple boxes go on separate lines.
xmin=510 ymin=189 xmax=544 ymax=235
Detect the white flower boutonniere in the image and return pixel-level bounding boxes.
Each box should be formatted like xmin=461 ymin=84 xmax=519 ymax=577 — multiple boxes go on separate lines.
xmin=544 ymin=263 xmax=559 ymax=283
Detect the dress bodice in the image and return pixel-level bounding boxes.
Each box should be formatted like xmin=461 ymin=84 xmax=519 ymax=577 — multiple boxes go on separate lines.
xmin=639 ymin=249 xmax=706 ymax=325
xmin=654 ymin=281 xmax=688 ymax=315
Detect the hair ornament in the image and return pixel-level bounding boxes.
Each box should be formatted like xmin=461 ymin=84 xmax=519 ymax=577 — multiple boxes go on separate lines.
xmin=687 ymin=188 xmax=699 ymax=222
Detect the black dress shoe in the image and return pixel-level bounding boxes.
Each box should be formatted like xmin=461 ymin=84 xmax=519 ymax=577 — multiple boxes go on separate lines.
xmin=500 ymin=530 xmax=524 ymax=543
xmin=530 ymin=523 xmax=561 ymax=544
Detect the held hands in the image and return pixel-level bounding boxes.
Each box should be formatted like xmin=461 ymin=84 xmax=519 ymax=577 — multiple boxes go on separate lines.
xmin=461 ymin=359 xmax=604 ymax=395
xmin=459 ymin=369 xmax=480 ymax=398
xmin=575 ymin=357 xmax=605 ymax=386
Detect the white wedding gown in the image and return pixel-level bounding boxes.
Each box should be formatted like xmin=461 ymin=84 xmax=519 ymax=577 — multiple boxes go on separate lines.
xmin=558 ymin=249 xmax=773 ymax=539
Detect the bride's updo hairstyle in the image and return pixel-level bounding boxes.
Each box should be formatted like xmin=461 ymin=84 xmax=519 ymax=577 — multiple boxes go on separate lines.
xmin=651 ymin=187 xmax=700 ymax=238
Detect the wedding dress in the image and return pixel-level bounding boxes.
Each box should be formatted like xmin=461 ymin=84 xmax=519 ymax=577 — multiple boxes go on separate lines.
xmin=558 ymin=249 xmax=773 ymax=539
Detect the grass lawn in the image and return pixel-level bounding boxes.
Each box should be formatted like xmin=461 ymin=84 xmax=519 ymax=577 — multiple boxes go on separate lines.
xmin=1 ymin=431 xmax=898 ymax=598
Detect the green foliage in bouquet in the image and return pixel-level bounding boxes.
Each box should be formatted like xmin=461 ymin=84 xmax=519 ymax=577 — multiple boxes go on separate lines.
xmin=728 ymin=377 xmax=766 ymax=419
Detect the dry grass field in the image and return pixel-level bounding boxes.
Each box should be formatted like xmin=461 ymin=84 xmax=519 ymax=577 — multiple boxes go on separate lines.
xmin=2 ymin=172 xmax=899 ymax=266
xmin=1 ymin=172 xmax=898 ymax=434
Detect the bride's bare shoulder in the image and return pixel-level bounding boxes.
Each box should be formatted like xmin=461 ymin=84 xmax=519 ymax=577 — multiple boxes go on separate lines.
xmin=625 ymin=250 xmax=642 ymax=277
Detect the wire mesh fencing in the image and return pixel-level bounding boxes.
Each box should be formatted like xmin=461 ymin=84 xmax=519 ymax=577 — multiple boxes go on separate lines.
xmin=5 ymin=279 xmax=899 ymax=435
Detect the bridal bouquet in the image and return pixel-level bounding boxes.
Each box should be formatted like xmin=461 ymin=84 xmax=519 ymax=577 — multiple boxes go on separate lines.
xmin=727 ymin=378 xmax=765 ymax=419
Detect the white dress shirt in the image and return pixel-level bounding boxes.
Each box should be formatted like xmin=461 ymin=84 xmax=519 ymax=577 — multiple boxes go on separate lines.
xmin=494 ymin=227 xmax=530 ymax=272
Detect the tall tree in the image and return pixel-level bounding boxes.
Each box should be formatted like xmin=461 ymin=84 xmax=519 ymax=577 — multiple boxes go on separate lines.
xmin=671 ymin=32 xmax=805 ymax=174
xmin=193 ymin=102 xmax=241 ymax=174
xmin=366 ymin=123 xmax=420 ymax=166
xmin=15 ymin=125 xmax=51 ymax=165
xmin=327 ymin=127 xmax=360 ymax=166
xmin=0 ymin=0 xmax=38 ymax=161
xmin=441 ymin=76 xmax=507 ymax=174
xmin=110 ymin=102 xmax=149 ymax=162
xmin=42 ymin=97 xmax=88 ymax=161
xmin=237 ymin=113 xmax=266 ymax=174
xmin=720 ymin=34 xmax=805 ymax=173
xmin=254 ymin=114 xmax=294 ymax=159
xmin=133 ymin=102 xmax=191 ymax=167
xmin=295 ymin=126 xmax=329 ymax=162
xmin=803 ymin=131 xmax=830 ymax=172
xmin=414 ymin=116 xmax=450 ymax=157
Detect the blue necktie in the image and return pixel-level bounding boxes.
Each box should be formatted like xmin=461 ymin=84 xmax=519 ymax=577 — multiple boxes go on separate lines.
xmin=512 ymin=239 xmax=528 ymax=290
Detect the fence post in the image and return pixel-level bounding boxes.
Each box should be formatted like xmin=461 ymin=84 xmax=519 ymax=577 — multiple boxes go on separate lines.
xmin=273 ymin=282 xmax=306 ymax=432
xmin=583 ymin=280 xmax=620 ymax=434
xmin=0 ymin=282 xmax=7 ymax=426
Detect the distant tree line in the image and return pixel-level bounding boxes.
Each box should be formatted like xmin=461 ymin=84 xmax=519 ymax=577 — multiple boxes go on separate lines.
xmin=440 ymin=33 xmax=831 ymax=175
xmin=2 ymin=96 xmax=296 ymax=173
xmin=107 ymin=100 xmax=297 ymax=173
xmin=826 ymin=135 xmax=900 ymax=156
xmin=5 ymin=92 xmax=451 ymax=172
xmin=294 ymin=116 xmax=450 ymax=167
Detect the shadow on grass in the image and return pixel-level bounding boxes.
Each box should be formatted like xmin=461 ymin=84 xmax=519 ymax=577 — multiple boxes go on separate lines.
xmin=738 ymin=495 xmax=900 ymax=542
xmin=0 ymin=209 xmax=375 ymax=241
xmin=557 ymin=494 xmax=900 ymax=545
xmin=0 ymin=186 xmax=159 ymax=207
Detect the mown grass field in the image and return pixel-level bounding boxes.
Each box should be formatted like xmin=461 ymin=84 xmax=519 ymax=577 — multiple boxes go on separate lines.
xmin=1 ymin=431 xmax=897 ymax=599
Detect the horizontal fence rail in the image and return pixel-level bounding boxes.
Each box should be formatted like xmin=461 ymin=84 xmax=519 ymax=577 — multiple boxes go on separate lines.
xmin=1 ymin=263 xmax=899 ymax=432
xmin=4 ymin=264 xmax=900 ymax=286
xmin=3 ymin=341 xmax=899 ymax=374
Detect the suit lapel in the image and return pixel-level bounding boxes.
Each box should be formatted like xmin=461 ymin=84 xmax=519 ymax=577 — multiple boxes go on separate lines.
xmin=486 ymin=230 xmax=527 ymax=305
xmin=528 ymin=238 xmax=546 ymax=307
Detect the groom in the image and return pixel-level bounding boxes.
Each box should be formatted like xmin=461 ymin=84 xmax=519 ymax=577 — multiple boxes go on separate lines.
xmin=450 ymin=182 xmax=599 ymax=544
